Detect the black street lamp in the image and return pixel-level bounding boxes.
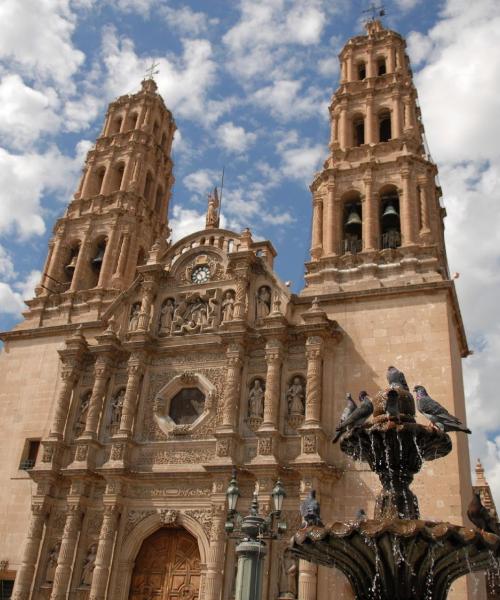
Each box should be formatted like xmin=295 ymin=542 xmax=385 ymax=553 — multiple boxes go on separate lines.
xmin=225 ymin=469 xmax=287 ymax=600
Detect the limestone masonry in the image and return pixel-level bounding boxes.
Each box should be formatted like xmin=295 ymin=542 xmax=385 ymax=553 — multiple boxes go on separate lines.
xmin=0 ymin=20 xmax=475 ymax=600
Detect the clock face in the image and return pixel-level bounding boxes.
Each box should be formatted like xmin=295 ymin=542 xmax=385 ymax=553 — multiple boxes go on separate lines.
xmin=191 ymin=265 xmax=210 ymax=284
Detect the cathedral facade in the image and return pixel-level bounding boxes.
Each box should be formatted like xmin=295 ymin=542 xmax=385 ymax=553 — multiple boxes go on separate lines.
xmin=0 ymin=21 xmax=474 ymax=600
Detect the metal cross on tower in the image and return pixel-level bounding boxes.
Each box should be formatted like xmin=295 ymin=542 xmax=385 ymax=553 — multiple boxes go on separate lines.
xmin=145 ymin=61 xmax=160 ymax=80
xmin=362 ymin=2 xmax=386 ymax=21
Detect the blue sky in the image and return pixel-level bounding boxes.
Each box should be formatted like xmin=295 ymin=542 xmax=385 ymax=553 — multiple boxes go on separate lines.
xmin=0 ymin=0 xmax=500 ymax=501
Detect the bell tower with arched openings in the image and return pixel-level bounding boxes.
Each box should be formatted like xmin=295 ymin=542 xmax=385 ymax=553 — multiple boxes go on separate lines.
xmin=304 ymin=19 xmax=447 ymax=293
xmin=34 ymin=78 xmax=175 ymax=323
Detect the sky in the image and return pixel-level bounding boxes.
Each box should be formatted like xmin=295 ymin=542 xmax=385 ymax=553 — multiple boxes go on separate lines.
xmin=0 ymin=0 xmax=499 ymax=503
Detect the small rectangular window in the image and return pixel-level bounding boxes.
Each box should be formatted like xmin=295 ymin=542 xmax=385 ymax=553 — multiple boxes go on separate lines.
xmin=19 ymin=440 xmax=40 ymax=471
xmin=0 ymin=579 xmax=14 ymax=600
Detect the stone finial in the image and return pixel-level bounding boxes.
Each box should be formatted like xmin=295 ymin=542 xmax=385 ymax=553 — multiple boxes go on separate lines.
xmin=475 ymin=458 xmax=488 ymax=486
xmin=240 ymin=227 xmax=253 ymax=249
xmin=141 ymin=78 xmax=158 ymax=94
xmin=205 ymin=187 xmax=220 ymax=229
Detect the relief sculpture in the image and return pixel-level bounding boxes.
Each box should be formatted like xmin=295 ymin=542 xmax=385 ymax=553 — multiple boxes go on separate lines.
xmin=172 ymin=292 xmax=218 ymax=335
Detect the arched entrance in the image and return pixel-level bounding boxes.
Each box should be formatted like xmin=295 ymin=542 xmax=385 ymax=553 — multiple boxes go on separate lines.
xmin=128 ymin=527 xmax=200 ymax=600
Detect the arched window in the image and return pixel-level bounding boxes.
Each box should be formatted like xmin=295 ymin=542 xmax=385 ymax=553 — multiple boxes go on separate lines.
xmin=128 ymin=112 xmax=138 ymax=131
xmin=143 ymin=172 xmax=154 ymax=204
xmin=90 ymin=239 xmax=106 ymax=280
xmin=377 ymin=57 xmax=387 ymax=76
xmin=380 ymin=187 xmax=401 ymax=249
xmin=63 ymin=244 xmax=80 ymax=283
xmin=154 ymin=186 xmax=164 ymax=213
xmin=357 ymin=62 xmax=366 ymax=80
xmin=341 ymin=192 xmax=363 ymax=254
xmin=379 ymin=111 xmax=392 ymax=142
xmin=353 ymin=115 xmax=365 ymax=146
xmin=109 ymin=116 xmax=123 ymax=135
xmin=89 ymin=166 xmax=106 ymax=196
xmin=110 ymin=162 xmax=125 ymax=192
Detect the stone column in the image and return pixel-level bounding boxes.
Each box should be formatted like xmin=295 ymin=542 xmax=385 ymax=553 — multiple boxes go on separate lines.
xmin=44 ymin=233 xmax=64 ymax=287
xmin=50 ymin=504 xmax=83 ymax=600
xmin=81 ymin=164 xmax=96 ymax=198
xmin=89 ymin=505 xmax=120 ymax=600
xmin=400 ymin=167 xmax=416 ymax=246
xmin=118 ymin=354 xmax=145 ymax=436
xmin=12 ymin=504 xmax=48 ymax=600
xmin=346 ymin=52 xmax=353 ymax=81
xmin=100 ymin=163 xmax=115 ymax=196
xmin=97 ymin=228 xmax=119 ymax=288
xmin=417 ymin=176 xmax=431 ymax=234
xmin=387 ymin=47 xmax=396 ymax=73
xmin=298 ymin=559 xmax=317 ymax=600
xmin=365 ymin=94 xmax=375 ymax=144
xmin=339 ymin=108 xmax=348 ymax=150
xmin=83 ymin=356 xmax=111 ymax=438
xmin=362 ymin=174 xmax=377 ymax=251
xmin=221 ymin=344 xmax=244 ymax=430
xmin=114 ymin=233 xmax=130 ymax=278
xmin=262 ymin=341 xmax=283 ymax=429
xmin=310 ymin=194 xmax=323 ymax=260
xmin=50 ymin=361 xmax=81 ymax=440
xmin=233 ymin=275 xmax=248 ymax=320
xmin=137 ymin=280 xmax=156 ymax=331
xmin=392 ymin=93 xmax=402 ymax=139
xmin=366 ymin=49 xmax=374 ymax=78
xmin=203 ymin=508 xmax=225 ymax=600
xmin=304 ymin=337 xmax=323 ymax=426
xmin=340 ymin=59 xmax=347 ymax=84
xmin=403 ymin=98 xmax=413 ymax=131
xmin=70 ymin=234 xmax=91 ymax=293
xmin=324 ymin=185 xmax=335 ymax=255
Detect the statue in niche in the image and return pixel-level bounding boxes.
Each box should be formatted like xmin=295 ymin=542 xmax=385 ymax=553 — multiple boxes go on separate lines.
xmin=158 ymin=298 xmax=175 ymax=335
xmin=169 ymin=388 xmax=206 ymax=425
xmin=256 ymin=286 xmax=271 ymax=319
xmin=248 ymin=379 xmax=265 ymax=418
xmin=45 ymin=542 xmax=60 ymax=583
xmin=80 ymin=543 xmax=97 ymax=586
xmin=129 ymin=303 xmax=141 ymax=331
xmin=75 ymin=392 xmax=91 ymax=436
xmin=221 ymin=290 xmax=235 ymax=322
xmin=278 ymin=552 xmax=298 ymax=598
xmin=109 ymin=388 xmax=125 ymax=432
xmin=287 ymin=376 xmax=306 ymax=416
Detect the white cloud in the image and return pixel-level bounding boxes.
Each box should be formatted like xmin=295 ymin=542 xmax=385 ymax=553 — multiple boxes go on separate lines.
xmin=0 ymin=0 xmax=84 ymax=87
xmin=183 ymin=169 xmax=220 ymax=197
xmin=0 ymin=141 xmax=91 ymax=238
xmin=101 ymin=28 xmax=219 ymax=123
xmin=0 ymin=245 xmax=16 ymax=281
xmin=394 ymin=0 xmax=421 ymax=10
xmin=252 ymin=79 xmax=326 ymax=121
xmin=216 ymin=122 xmax=257 ymax=154
xmin=0 ymin=75 xmax=60 ymax=148
xmin=0 ymin=269 xmax=41 ymax=317
xmin=280 ymin=141 xmax=325 ymax=182
xmin=169 ymin=205 xmax=208 ymax=243
xmin=160 ymin=5 xmax=218 ymax=36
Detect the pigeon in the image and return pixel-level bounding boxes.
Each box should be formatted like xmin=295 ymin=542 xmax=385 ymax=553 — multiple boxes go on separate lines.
xmin=387 ymin=365 xmax=410 ymax=392
xmin=413 ymin=385 xmax=471 ymax=434
xmin=385 ymin=388 xmax=400 ymax=419
xmin=467 ymin=492 xmax=500 ymax=535
xmin=331 ymin=393 xmax=357 ymax=443
xmin=300 ymin=490 xmax=323 ymax=527
xmin=355 ymin=508 xmax=367 ymax=522
xmin=332 ymin=391 xmax=373 ymax=443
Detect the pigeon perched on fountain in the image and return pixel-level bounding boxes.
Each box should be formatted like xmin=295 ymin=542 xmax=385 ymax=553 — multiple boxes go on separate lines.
xmin=332 ymin=391 xmax=373 ymax=443
xmin=467 ymin=492 xmax=500 ymax=535
xmin=387 ymin=365 xmax=410 ymax=391
xmin=413 ymin=385 xmax=471 ymax=434
xmin=385 ymin=388 xmax=400 ymax=419
xmin=331 ymin=393 xmax=357 ymax=443
xmin=300 ymin=490 xmax=323 ymax=527
xmin=355 ymin=508 xmax=367 ymax=522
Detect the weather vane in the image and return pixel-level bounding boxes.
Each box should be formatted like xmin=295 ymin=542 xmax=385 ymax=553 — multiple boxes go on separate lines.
xmin=362 ymin=3 xmax=386 ymax=21
xmin=145 ymin=61 xmax=160 ymax=80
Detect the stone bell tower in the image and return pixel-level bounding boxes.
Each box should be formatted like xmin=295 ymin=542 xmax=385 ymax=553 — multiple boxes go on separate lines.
xmin=31 ymin=78 xmax=175 ymax=325
xmin=305 ymin=19 xmax=447 ymax=293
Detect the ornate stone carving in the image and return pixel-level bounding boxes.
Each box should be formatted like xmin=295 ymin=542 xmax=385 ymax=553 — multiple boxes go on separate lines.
xmin=158 ymin=509 xmax=177 ymax=526
xmin=128 ymin=302 xmax=141 ymax=332
xmin=171 ymin=291 xmax=219 ymax=334
xmin=256 ymin=285 xmax=271 ymax=318
xmin=286 ymin=376 xmax=306 ymax=417
xmin=158 ymin=297 xmax=175 ymax=335
xmin=80 ymin=544 xmax=97 ymax=586
xmin=41 ymin=443 xmax=55 ymax=463
xmin=138 ymin=447 xmax=213 ymax=465
xmin=216 ymin=439 xmax=230 ymax=457
xmin=247 ymin=378 xmax=265 ymax=419
xmin=44 ymin=542 xmax=60 ymax=583
xmin=125 ymin=510 xmax=155 ymax=538
xmin=110 ymin=443 xmax=125 ymax=461
xmin=258 ymin=437 xmax=272 ymax=456
xmin=303 ymin=434 xmax=317 ymax=454
xmin=74 ymin=444 xmax=88 ymax=462
xmin=108 ymin=388 xmax=125 ymax=434
xmin=74 ymin=391 xmax=91 ymax=437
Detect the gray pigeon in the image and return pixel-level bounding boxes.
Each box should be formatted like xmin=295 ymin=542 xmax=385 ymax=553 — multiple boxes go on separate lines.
xmin=332 ymin=391 xmax=373 ymax=443
xmin=414 ymin=385 xmax=471 ymax=434
xmin=385 ymin=388 xmax=400 ymax=419
xmin=355 ymin=508 xmax=367 ymax=522
xmin=300 ymin=490 xmax=323 ymax=527
xmin=332 ymin=393 xmax=357 ymax=443
xmin=387 ymin=365 xmax=410 ymax=392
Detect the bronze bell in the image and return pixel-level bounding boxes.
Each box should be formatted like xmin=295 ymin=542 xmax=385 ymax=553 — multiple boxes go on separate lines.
xmin=91 ymin=246 xmax=105 ymax=271
xmin=382 ymin=202 xmax=400 ymax=222
xmin=64 ymin=254 xmax=78 ymax=278
xmin=345 ymin=207 xmax=362 ymax=228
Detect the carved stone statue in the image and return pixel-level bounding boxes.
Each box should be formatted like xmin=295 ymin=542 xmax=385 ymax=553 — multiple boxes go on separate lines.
xmin=158 ymin=298 xmax=175 ymax=334
xmin=205 ymin=187 xmax=220 ymax=229
xmin=75 ymin=392 xmax=91 ymax=436
xmin=256 ymin=286 xmax=271 ymax=319
xmin=278 ymin=552 xmax=298 ymax=598
xmin=129 ymin=303 xmax=141 ymax=332
xmin=80 ymin=543 xmax=97 ymax=586
xmin=248 ymin=379 xmax=265 ymax=418
xmin=45 ymin=542 xmax=60 ymax=583
xmin=173 ymin=293 xmax=218 ymax=335
xmin=221 ymin=290 xmax=235 ymax=322
xmin=287 ymin=377 xmax=305 ymax=416
xmin=109 ymin=388 xmax=125 ymax=432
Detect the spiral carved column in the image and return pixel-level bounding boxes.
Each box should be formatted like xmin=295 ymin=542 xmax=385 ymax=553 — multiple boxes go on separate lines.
xmin=89 ymin=504 xmax=120 ymax=600
xmin=83 ymin=356 xmax=111 ymax=438
xmin=232 ymin=275 xmax=248 ymax=320
xmin=203 ymin=507 xmax=225 ymax=600
xmin=304 ymin=337 xmax=323 ymax=426
xmin=50 ymin=504 xmax=83 ymax=600
xmin=221 ymin=344 xmax=244 ymax=430
xmin=50 ymin=361 xmax=81 ymax=440
xmin=262 ymin=340 xmax=283 ymax=429
xmin=12 ymin=504 xmax=49 ymax=600
xmin=118 ymin=353 xmax=145 ymax=436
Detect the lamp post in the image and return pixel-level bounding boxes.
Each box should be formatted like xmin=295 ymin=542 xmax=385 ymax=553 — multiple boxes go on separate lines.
xmin=225 ymin=470 xmax=287 ymax=600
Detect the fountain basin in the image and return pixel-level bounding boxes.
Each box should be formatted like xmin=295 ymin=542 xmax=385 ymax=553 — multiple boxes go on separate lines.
xmin=290 ymin=520 xmax=500 ymax=600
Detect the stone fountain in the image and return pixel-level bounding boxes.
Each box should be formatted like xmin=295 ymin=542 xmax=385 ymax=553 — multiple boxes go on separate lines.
xmin=290 ymin=386 xmax=500 ymax=600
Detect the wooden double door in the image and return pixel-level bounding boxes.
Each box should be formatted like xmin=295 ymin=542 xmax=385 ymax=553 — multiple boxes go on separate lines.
xmin=129 ymin=528 xmax=201 ymax=600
